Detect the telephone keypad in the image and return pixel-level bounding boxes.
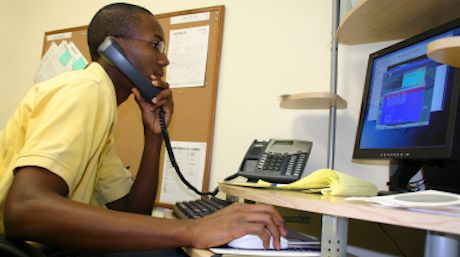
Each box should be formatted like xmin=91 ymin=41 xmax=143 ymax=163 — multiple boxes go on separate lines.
xmin=261 ymin=153 xmax=285 ymax=172
xmin=259 ymin=152 xmax=307 ymax=176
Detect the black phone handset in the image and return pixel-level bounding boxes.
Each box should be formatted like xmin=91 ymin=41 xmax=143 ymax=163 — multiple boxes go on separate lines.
xmin=97 ymin=37 xmax=161 ymax=101
xmin=98 ymin=37 xmax=218 ymax=196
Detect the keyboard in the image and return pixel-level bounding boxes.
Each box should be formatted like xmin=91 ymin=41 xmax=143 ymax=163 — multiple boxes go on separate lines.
xmin=172 ymin=197 xmax=233 ymax=219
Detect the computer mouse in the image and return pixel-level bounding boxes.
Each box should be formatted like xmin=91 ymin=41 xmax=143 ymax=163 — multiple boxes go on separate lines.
xmin=227 ymin=234 xmax=289 ymax=249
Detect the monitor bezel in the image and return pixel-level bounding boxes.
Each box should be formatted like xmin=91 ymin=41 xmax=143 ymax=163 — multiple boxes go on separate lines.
xmin=353 ymin=18 xmax=460 ymax=160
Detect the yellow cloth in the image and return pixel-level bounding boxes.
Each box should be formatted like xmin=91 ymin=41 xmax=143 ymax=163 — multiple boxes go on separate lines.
xmin=226 ymin=169 xmax=378 ymax=196
xmin=0 ymin=63 xmax=133 ymax=235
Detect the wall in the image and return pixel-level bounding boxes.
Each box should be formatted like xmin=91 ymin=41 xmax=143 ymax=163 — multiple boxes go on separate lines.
xmin=0 ymin=0 xmax=337 ymax=186
xmin=0 ymin=0 xmax=406 ymax=210
xmin=0 ymin=0 xmax=397 ymax=195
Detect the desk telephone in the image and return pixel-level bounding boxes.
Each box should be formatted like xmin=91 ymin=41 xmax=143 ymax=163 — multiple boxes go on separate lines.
xmin=238 ymin=139 xmax=313 ymax=184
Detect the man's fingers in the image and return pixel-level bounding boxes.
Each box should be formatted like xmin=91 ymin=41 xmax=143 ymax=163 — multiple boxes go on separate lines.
xmin=151 ymin=89 xmax=172 ymax=105
xmin=244 ymin=224 xmax=272 ymax=249
xmin=225 ymin=204 xmax=286 ymax=250
xmin=131 ymin=88 xmax=149 ymax=108
xmin=150 ymin=75 xmax=170 ymax=89
xmin=131 ymin=87 xmax=141 ymax=101
xmin=235 ymin=204 xmax=287 ymax=236
xmin=246 ymin=212 xmax=281 ymax=238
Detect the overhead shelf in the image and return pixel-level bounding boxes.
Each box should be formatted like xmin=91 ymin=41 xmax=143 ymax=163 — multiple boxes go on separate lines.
xmin=338 ymin=0 xmax=460 ymax=45
xmin=279 ymin=92 xmax=347 ymax=110
xmin=427 ymin=36 xmax=460 ymax=68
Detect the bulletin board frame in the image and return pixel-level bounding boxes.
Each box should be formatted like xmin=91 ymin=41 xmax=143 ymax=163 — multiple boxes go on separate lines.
xmin=40 ymin=5 xmax=225 ymax=208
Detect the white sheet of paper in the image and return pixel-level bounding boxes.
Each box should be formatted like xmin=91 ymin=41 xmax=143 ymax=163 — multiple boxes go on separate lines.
xmin=166 ymin=26 xmax=210 ymax=88
xmin=159 ymin=141 xmax=207 ymax=204
xmin=170 ymin=12 xmax=210 ymax=24
xmin=34 ymin=42 xmax=59 ymax=83
xmin=67 ymin=41 xmax=88 ymax=70
xmin=34 ymin=41 xmax=89 ymax=83
xmin=34 ymin=41 xmax=71 ymax=83
xmin=46 ymin=32 xmax=72 ymax=41
xmin=345 ymin=190 xmax=460 ymax=208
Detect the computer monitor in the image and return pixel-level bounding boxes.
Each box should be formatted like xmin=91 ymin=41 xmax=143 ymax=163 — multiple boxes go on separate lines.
xmin=353 ymin=18 xmax=460 ymax=193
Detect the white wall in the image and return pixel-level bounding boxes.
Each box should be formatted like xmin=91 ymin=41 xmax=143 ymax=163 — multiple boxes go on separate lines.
xmin=0 ymin=0 xmax=394 ymax=190
xmin=0 ymin=0 xmax=335 ymax=184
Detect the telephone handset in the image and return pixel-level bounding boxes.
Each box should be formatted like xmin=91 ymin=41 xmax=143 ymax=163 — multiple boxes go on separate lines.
xmin=97 ymin=36 xmax=162 ymax=101
xmin=238 ymin=139 xmax=313 ymax=184
xmin=97 ymin=36 xmax=216 ymax=196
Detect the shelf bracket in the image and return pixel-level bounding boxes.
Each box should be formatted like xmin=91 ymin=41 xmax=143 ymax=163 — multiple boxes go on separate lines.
xmin=321 ymin=215 xmax=348 ymax=257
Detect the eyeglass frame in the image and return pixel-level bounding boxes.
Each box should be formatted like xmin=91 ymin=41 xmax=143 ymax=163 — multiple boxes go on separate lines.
xmin=114 ymin=35 xmax=166 ymax=54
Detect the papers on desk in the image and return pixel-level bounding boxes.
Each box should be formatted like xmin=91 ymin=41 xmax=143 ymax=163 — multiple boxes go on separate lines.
xmin=223 ymin=169 xmax=378 ymax=197
xmin=209 ymin=247 xmax=320 ymax=257
xmin=210 ymin=230 xmax=320 ymax=257
xmin=345 ymin=190 xmax=460 ymax=217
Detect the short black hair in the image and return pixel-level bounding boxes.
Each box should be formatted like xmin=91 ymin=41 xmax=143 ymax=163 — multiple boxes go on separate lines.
xmin=87 ymin=3 xmax=152 ymax=61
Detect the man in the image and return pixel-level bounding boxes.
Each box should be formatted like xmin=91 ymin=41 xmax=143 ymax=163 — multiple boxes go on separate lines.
xmin=0 ymin=3 xmax=286 ymax=256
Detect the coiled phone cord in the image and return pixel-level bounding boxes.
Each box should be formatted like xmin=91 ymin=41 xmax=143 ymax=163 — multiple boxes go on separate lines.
xmin=159 ymin=107 xmax=220 ymax=196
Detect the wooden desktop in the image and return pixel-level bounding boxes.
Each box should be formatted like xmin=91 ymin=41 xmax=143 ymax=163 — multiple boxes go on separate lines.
xmin=173 ymin=182 xmax=460 ymax=256
xmin=217 ymin=184 xmax=460 ymax=257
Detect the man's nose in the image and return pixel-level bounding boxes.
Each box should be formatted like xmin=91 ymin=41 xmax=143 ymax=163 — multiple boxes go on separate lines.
xmin=157 ymin=52 xmax=169 ymax=67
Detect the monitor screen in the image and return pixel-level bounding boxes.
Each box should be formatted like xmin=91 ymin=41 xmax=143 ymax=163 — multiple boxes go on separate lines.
xmin=353 ymin=18 xmax=460 ymax=160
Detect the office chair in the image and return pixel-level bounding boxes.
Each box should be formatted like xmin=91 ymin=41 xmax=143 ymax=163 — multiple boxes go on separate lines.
xmin=0 ymin=236 xmax=46 ymax=257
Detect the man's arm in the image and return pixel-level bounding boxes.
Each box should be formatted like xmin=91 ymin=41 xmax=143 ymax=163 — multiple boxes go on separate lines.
xmin=105 ymin=131 xmax=162 ymax=214
xmin=4 ymin=167 xmax=189 ymax=251
xmin=106 ymin=80 xmax=172 ymax=214
xmin=4 ymin=167 xmax=287 ymax=251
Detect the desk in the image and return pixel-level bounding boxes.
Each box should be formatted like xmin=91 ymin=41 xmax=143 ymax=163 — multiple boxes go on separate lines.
xmin=219 ymin=184 xmax=460 ymax=257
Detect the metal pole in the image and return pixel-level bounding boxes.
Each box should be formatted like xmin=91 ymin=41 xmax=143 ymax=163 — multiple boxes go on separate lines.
xmin=328 ymin=0 xmax=340 ymax=169
xmin=424 ymin=231 xmax=459 ymax=257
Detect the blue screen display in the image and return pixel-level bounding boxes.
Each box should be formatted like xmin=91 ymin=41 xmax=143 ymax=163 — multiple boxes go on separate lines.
xmin=358 ymin=26 xmax=460 ymax=150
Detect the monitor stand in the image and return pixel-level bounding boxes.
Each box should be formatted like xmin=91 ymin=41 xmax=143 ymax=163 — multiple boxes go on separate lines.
xmin=389 ymin=159 xmax=460 ymax=257
xmin=388 ymin=159 xmax=460 ymax=194
xmin=388 ymin=159 xmax=421 ymax=192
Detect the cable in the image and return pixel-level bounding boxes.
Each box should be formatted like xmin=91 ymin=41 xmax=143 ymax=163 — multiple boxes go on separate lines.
xmin=378 ymin=223 xmax=408 ymax=257
xmin=159 ymin=107 xmax=216 ymax=196
xmin=408 ymin=177 xmax=424 ymax=185
xmin=159 ymin=108 xmax=240 ymax=196
xmin=408 ymin=177 xmax=425 ymax=191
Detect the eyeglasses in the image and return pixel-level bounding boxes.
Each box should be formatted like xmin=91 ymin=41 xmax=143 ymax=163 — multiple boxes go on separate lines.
xmin=115 ymin=36 xmax=166 ymax=53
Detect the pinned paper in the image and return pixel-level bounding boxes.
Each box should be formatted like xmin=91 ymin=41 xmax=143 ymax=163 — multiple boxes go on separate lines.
xmin=159 ymin=141 xmax=207 ymax=204
xmin=34 ymin=40 xmax=88 ymax=83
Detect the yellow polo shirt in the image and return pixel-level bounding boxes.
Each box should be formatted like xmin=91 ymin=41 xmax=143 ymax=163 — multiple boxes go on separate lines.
xmin=0 ymin=63 xmax=133 ymax=235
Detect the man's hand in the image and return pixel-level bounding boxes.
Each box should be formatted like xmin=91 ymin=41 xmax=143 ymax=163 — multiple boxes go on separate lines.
xmin=185 ymin=203 xmax=287 ymax=250
xmin=132 ymin=75 xmax=173 ymax=134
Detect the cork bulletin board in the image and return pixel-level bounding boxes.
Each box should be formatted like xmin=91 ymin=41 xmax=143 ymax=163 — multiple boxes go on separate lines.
xmin=40 ymin=5 xmax=225 ymax=207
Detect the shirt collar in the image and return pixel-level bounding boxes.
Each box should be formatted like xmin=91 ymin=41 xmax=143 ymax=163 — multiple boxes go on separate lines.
xmin=85 ymin=62 xmax=117 ymax=107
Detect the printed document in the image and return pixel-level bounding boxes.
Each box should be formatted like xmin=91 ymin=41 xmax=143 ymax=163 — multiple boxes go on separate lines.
xmin=166 ymin=26 xmax=210 ymax=88
xmin=159 ymin=141 xmax=207 ymax=204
